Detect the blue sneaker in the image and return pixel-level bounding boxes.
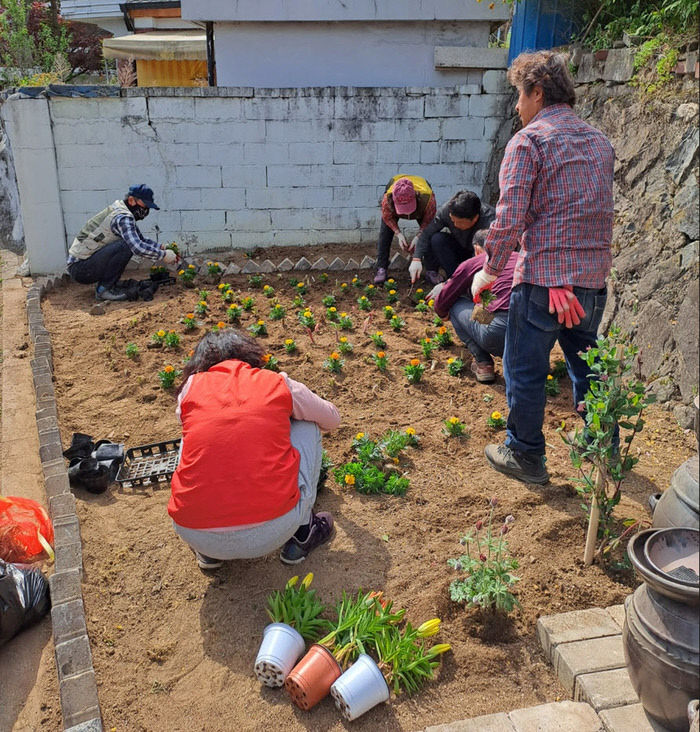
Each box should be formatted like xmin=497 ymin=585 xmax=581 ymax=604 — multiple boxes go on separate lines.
xmin=280 ymin=512 xmax=334 ymax=565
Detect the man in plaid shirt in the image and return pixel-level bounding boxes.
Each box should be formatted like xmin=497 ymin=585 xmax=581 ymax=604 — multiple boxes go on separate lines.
xmin=471 ymin=51 xmax=615 ymax=484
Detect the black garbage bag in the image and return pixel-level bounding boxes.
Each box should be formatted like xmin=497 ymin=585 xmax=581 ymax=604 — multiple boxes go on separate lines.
xmin=0 ymin=560 xmax=51 ymax=646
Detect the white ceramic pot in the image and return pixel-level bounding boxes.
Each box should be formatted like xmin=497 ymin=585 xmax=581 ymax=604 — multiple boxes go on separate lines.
xmin=254 ymin=623 xmax=305 ymax=688
xmin=330 ymin=653 xmax=390 ymax=721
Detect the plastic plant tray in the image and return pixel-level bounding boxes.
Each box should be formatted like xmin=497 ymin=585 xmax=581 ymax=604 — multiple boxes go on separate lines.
xmin=116 ymin=438 xmax=180 ymax=488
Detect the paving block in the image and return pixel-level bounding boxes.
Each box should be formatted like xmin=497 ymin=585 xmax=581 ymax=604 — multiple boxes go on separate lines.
xmin=65 ymin=718 xmax=103 ymax=732
xmin=554 ymin=635 xmax=626 ymax=696
xmin=326 ymin=256 xmax=345 ymax=271
xmin=360 ymin=255 xmax=374 ymax=269
xmin=46 ymin=472 xmax=71 ymax=500
xmin=241 ymin=260 xmax=260 ymax=274
xmin=49 ymin=568 xmax=82 ymax=606
xmin=599 ymin=703 xmax=669 ymax=731
xmin=575 ymin=667 xmax=639 ymax=711
xmin=277 ymin=258 xmax=294 ymax=271
xmin=538 ymin=607 xmax=622 ymax=661
xmin=508 ymin=700 xmax=603 ymax=731
xmin=51 ymin=598 xmax=87 ymax=644
xmin=258 ymin=259 xmax=276 ymax=273
xmin=53 ymin=515 xmax=81 ymax=546
xmin=55 ymin=634 xmax=94 ymax=682
xmin=344 ymin=258 xmax=360 ymax=271
xmin=605 ymin=604 xmax=626 ymax=630
xmin=223 ymin=263 xmax=241 ymax=276
xmin=59 ymin=670 xmax=100 ymax=729
xmin=311 ymin=257 xmax=329 ymax=270
xmin=389 ymin=252 xmax=406 ymax=270
xmin=55 ymin=542 xmax=83 ymax=575
xmin=426 ymin=712 xmax=516 ymax=731
xmin=293 ymin=256 xmax=311 ymax=270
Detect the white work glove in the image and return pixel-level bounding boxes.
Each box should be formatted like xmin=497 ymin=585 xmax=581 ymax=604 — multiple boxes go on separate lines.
xmin=409 ymin=235 xmax=419 ymax=254
xmin=162 ymin=249 xmax=178 ymax=265
xmin=396 ymin=232 xmax=408 ymax=253
xmin=408 ymin=258 xmax=423 ymax=284
xmin=470 ymin=269 xmax=497 ymax=300
xmin=426 ymin=282 xmax=444 ymax=301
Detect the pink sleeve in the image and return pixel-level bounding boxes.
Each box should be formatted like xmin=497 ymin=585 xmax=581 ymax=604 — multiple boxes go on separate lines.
xmin=175 ymin=375 xmax=194 ymax=422
xmin=282 ymin=374 xmax=341 ymax=432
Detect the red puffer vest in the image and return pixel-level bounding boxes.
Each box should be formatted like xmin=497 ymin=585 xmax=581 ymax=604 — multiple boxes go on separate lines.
xmin=168 ymin=360 xmax=299 ymax=529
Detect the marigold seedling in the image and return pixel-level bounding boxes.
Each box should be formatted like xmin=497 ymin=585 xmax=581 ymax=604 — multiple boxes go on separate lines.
xmin=125 ymin=343 xmax=139 ymax=359
xmin=261 ymin=353 xmax=279 ymax=371
xmin=357 ymin=295 xmax=372 ymax=311
xmin=211 ymin=321 xmax=227 ymax=333
xmin=351 ymin=276 xmax=362 ymax=289
xmin=415 ymin=299 xmax=429 ymax=313
xmin=383 ymin=305 xmax=395 ymax=320
xmin=404 ymin=358 xmax=425 ymax=384
xmin=446 ymin=357 xmax=463 ymax=376
xmin=545 ymin=374 xmax=560 ymax=396
xmin=284 ymin=338 xmax=297 ymax=354
xmin=198 ymin=289 xmax=209 ymax=301
xmin=420 ymin=337 xmax=437 ymax=359
xmin=292 ymin=293 xmax=306 ymax=308
xmin=240 ymin=296 xmax=255 ymax=311
xmin=370 ymin=331 xmax=386 ymax=348
xmin=322 ymin=294 xmax=336 ymax=308
xmin=337 ymin=312 xmax=353 ymax=330
xmin=443 ymin=416 xmax=468 ymax=438
xmin=151 ymin=329 xmax=166 ymax=346
xmin=207 ymin=261 xmax=222 ymax=277
xmin=374 ymin=351 xmax=388 ymax=372
xmin=263 ymin=284 xmax=276 ymax=298
xmin=295 ymin=281 xmax=308 ymax=295
xmin=178 ymin=267 xmax=196 ymax=286
xmin=164 ymin=331 xmax=180 ymax=349
xmin=364 ymin=283 xmax=377 ymax=297
xmin=158 ymin=364 xmax=181 ymax=389
xmin=338 ymin=336 xmax=353 ymax=354
xmin=319 ymin=272 xmax=329 ymax=283
xmin=227 ymin=304 xmax=242 ymax=323
xmin=248 ymin=319 xmax=267 ymax=337
xmin=181 ymin=313 xmax=197 ymax=330
xmin=386 ymin=288 xmax=399 ymax=304
xmin=298 ymin=309 xmax=316 ymax=329
xmin=324 ymin=352 xmax=344 ymax=373
xmin=487 ymin=410 xmax=507 ymax=430
xmin=194 ymin=300 xmax=208 ymax=317
xmin=326 ymin=306 xmax=339 ymax=322
xmin=269 ymin=303 xmax=286 ymax=320
xmin=389 ymin=315 xmax=405 ymax=332
xmin=434 ymin=325 xmax=453 ymax=347
xmin=551 ymin=358 xmax=567 ymax=378
xmin=248 ymin=274 xmax=263 ymax=288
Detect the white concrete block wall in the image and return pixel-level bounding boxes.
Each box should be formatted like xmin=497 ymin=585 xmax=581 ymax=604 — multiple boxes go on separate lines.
xmin=4 ymin=83 xmax=510 ymax=270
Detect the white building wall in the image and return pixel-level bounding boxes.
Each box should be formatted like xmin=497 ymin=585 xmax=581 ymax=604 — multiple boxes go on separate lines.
xmin=4 ymin=82 xmax=510 ymax=273
xmin=213 ymin=21 xmax=490 ymax=87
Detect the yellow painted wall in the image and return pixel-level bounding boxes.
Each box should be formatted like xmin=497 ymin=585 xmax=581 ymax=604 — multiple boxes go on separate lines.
xmin=136 ymin=59 xmax=208 ymax=87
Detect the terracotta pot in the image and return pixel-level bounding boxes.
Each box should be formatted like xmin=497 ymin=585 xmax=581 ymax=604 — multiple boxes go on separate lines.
xmin=284 ymin=644 xmax=341 ymax=710
xmin=254 ymin=623 xmax=305 ymax=688
xmin=330 ymin=653 xmax=390 ymax=721
xmin=651 ymin=456 xmax=699 ymax=531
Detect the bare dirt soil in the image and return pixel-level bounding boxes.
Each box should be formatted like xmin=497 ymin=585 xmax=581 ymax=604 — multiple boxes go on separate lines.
xmin=41 ymin=244 xmax=696 ymax=731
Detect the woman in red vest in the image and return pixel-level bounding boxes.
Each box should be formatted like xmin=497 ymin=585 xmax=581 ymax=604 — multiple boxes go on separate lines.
xmin=168 ymin=330 xmax=340 ymax=569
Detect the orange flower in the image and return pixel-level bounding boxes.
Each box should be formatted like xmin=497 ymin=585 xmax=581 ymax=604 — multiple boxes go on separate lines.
xmin=217 ymin=321 xmax=226 ymax=329
xmin=410 ymin=358 xmax=420 ymax=367
xmin=186 ymin=313 xmax=194 ymax=319
xmin=164 ymin=365 xmax=174 ymax=373
xmin=261 ymin=354 xmax=271 ymax=363
xmin=438 ymin=326 xmax=447 ymax=335
xmin=330 ymin=352 xmax=340 ymax=360
xmin=377 ymin=351 xmax=386 ymax=358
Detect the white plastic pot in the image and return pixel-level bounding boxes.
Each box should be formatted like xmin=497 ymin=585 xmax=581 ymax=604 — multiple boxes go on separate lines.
xmin=330 ymin=653 xmax=390 ymax=721
xmin=254 ymin=623 xmax=305 ymax=688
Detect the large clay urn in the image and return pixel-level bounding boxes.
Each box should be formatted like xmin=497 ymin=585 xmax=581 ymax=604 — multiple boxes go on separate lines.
xmin=650 ymin=456 xmax=699 ymax=530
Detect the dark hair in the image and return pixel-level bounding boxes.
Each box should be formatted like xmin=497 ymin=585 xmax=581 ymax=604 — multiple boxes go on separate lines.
xmin=507 ymin=51 xmax=575 ymax=108
xmin=177 ymin=329 xmax=265 ymax=394
xmin=448 ymin=190 xmax=481 ymax=219
xmin=473 ymin=228 xmax=488 ymax=246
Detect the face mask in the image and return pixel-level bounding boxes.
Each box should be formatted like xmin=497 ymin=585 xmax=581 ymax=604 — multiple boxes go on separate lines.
xmin=126 ymin=200 xmax=150 ymax=220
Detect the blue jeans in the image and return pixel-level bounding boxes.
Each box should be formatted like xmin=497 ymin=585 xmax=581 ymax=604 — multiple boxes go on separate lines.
xmin=68 ymin=239 xmax=132 ymax=288
xmin=504 ymin=283 xmax=607 ymax=457
xmin=449 ymin=297 xmax=507 ymax=365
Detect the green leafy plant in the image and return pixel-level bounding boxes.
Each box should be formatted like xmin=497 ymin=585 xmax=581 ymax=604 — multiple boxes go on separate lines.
xmin=364 ymin=283 xmax=378 ymax=298
xmin=389 ymin=315 xmax=405 ymax=332
xmin=158 ymin=365 xmax=181 ymax=389
xmin=414 ymin=299 xmax=429 ymax=313
xmin=404 ymin=358 xmax=425 ymax=384
xmin=194 ymin=300 xmax=208 ymax=317
xmin=326 ymin=306 xmax=340 ymax=322
xmin=443 ymin=417 xmax=468 ymax=438
xmin=551 ymin=359 xmax=568 ymax=378
xmin=351 ymin=276 xmax=362 ymax=289
xmin=357 ymin=295 xmax=372 ymax=312
xmin=248 ymin=319 xmax=267 ymax=337
xmin=266 ymin=573 xmax=331 ymax=642
xmin=322 ymin=294 xmax=336 ymax=308
xmin=151 ymin=329 xmax=167 ymax=346
xmin=559 ymin=325 xmax=655 ymax=565
xmin=337 ymin=312 xmax=353 ymax=330
xmin=383 ymin=305 xmax=395 ymax=320
xmin=240 ymin=296 xmax=255 ymax=312
xmin=178 ymin=265 xmax=197 ymax=286
xmin=198 ymin=289 xmax=210 ymax=301
xmin=226 ymin=304 xmax=243 ymax=323
xmin=210 ymin=321 xmax=227 ymax=333
xmin=337 ymin=336 xmax=353 ymax=355
xmin=298 ymin=309 xmax=316 ymax=329
xmin=294 ymin=281 xmax=308 ymax=296
xmin=448 ymin=500 xmax=520 ymax=614
xmin=181 ymin=312 xmax=197 ymax=330
xmin=420 ymin=338 xmax=437 ymax=360
xmin=125 ymin=342 xmax=139 ymax=359
xmin=261 ymin=353 xmax=279 ymax=371
xmin=545 ymin=374 xmax=560 ymax=396
xmin=374 ymin=350 xmax=388 ymax=372
xmin=319 ymin=272 xmax=329 ymax=283
xmin=248 ymin=274 xmax=263 ymax=289
xmin=386 ymin=288 xmax=399 ymax=304
xmin=269 ymin=303 xmax=286 ymax=320
xmin=324 ymin=351 xmax=344 ymax=373
xmin=370 ymin=331 xmax=386 ymax=348
xmin=434 ymin=326 xmax=453 ymax=347
xmin=384 ymin=278 xmax=397 ymax=290
xmin=262 ymin=284 xmax=276 ymax=298
xmin=432 ymin=315 xmax=443 ymax=327
xmin=487 ymin=411 xmax=507 ymax=430
xmin=217 ymin=282 xmax=232 ymax=297
xmin=412 ymin=287 xmax=425 ymax=302
xmin=164 ymin=331 xmax=180 ymax=349
xmin=446 ymin=357 xmax=463 ymax=376
xmin=284 ymin=338 xmax=297 ymax=354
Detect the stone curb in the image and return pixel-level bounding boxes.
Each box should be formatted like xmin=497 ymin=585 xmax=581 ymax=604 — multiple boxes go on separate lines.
xmin=26 ymin=273 xmax=103 ymax=732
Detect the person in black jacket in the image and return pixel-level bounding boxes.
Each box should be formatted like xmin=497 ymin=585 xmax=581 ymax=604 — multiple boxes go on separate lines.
xmin=409 ymin=190 xmax=495 ymax=283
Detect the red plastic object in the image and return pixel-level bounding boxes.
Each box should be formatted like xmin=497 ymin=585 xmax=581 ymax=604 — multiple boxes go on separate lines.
xmin=0 ymin=496 xmax=55 ymax=564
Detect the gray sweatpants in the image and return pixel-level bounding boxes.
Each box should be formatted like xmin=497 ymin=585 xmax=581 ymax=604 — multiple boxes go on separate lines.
xmin=173 ymin=420 xmax=322 ymax=559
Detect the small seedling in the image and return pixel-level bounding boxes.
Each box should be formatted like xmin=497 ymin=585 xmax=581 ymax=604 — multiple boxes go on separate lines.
xmin=322 ymin=294 xmax=336 ymax=308
xmin=374 ymin=351 xmax=388 ymax=371
xmin=248 ymin=319 xmax=267 ymax=337
xmin=227 ymin=304 xmax=243 ymax=323
xmin=248 ymin=274 xmax=263 ymax=289
xmin=434 ymin=326 xmax=453 ymax=347
xmin=194 ymin=300 xmax=208 ymax=317
xmin=207 ymin=261 xmax=222 ymax=277
xmin=370 ymin=331 xmax=386 ymax=348
xmin=261 ymin=353 xmax=279 ymax=371
xmin=404 ymin=358 xmax=425 ymax=384
xmin=298 ymin=309 xmax=316 ymax=329
xmin=240 ymin=296 xmax=255 ymax=311
xmin=337 ymin=312 xmax=353 ymax=330
xmin=338 ymin=336 xmax=353 ymax=355
xmin=545 ymin=374 xmax=560 ymax=396
xmin=389 ymin=315 xmax=405 ymax=332
xmin=386 ymin=288 xmax=399 ymax=304
xmin=446 ymin=357 xmax=463 ymax=376
xmin=324 ymin=352 xmax=344 ymax=373
xmin=415 ymin=299 xmax=429 ymax=313
xmin=284 ymin=338 xmax=297 ymax=354
xmin=357 ymin=295 xmax=372 ymax=311
xmin=164 ymin=331 xmax=180 ymax=349
xmin=151 ymin=329 xmax=166 ymax=346
xmin=326 ymin=306 xmax=339 ymax=322
xmin=443 ymin=417 xmax=468 ymax=438
xmin=263 ymin=284 xmax=276 ymax=298
xmin=158 ymin=365 xmax=181 ymax=389
xmin=487 ymin=411 xmax=507 ymax=430
xmin=269 ymin=303 xmax=286 ymax=320
xmin=125 ymin=343 xmax=139 ymax=359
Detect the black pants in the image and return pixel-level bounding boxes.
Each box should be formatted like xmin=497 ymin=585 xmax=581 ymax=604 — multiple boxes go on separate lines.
xmin=68 ymin=239 xmax=132 ymax=288
xmin=427 ymin=232 xmax=473 ymax=278
xmin=376 ymin=221 xmax=442 ymax=271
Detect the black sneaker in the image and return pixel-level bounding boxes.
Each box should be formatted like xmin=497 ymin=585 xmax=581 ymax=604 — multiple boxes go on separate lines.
xmin=280 ymin=512 xmax=334 ymax=565
xmin=195 ymin=552 xmax=223 ymax=570
xmin=95 ymin=285 xmax=128 ymax=302
xmin=484 ymin=443 xmax=550 ymax=485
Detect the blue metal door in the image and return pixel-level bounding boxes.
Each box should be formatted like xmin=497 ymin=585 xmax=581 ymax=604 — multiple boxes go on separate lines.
xmin=508 ymin=0 xmax=581 ymax=63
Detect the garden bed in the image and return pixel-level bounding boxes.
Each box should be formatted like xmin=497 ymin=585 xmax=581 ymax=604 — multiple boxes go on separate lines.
xmin=41 ymin=246 xmax=695 ymax=730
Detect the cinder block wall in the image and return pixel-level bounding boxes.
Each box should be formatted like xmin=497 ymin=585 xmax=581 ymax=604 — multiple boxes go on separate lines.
xmin=2 ymin=79 xmax=509 ymax=273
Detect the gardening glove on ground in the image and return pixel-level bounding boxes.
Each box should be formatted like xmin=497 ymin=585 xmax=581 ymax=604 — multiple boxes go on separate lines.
xmin=548 ymin=286 xmax=585 ymax=328
xmin=396 ymin=233 xmax=408 ymax=253
xmin=162 ymin=249 xmax=179 ymax=266
xmin=409 ymin=235 xmax=419 ymax=254
xmin=426 ymin=282 xmax=444 ymax=301
xmin=408 ymin=258 xmax=423 ymax=284
xmin=471 ymin=269 xmax=496 ymax=300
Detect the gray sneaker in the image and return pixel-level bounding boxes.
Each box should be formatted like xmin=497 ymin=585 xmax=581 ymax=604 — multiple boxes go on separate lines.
xmin=95 ymin=285 xmax=127 ymax=302
xmin=484 ymin=443 xmax=549 ymax=485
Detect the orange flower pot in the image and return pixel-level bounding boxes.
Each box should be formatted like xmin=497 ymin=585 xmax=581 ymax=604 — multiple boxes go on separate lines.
xmin=284 ymin=644 xmax=342 ymax=710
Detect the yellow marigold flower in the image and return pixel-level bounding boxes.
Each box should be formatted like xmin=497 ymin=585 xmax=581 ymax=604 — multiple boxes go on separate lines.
xmin=229 ymin=304 xmax=238 ymax=310
xmin=410 ymin=358 xmax=420 ymax=367
xmin=491 ymin=411 xmax=502 ymax=420
xmin=449 ymin=417 xmax=459 ymax=424
xmin=341 ymin=282 xmax=348 ymax=288
xmin=261 ymin=354 xmax=271 ymax=363
xmin=217 ymin=283 xmax=226 ymax=289
xmin=339 ymin=336 xmax=347 ymax=343
xmin=188 ymin=350 xmax=194 ymax=358
xmin=352 ymin=277 xmax=358 ymax=283
xmin=301 ymin=572 xmax=314 ymax=589
xmin=257 ymin=319 xmax=264 ymax=325
xmin=416 ymin=288 xmax=423 ymax=294
xmin=207 ymin=260 xmax=212 ymax=265
xmin=188 ymin=264 xmax=196 ymax=269
xmin=547 ymin=374 xmax=554 ymax=380
xmin=344 ymin=474 xmax=356 ymax=485
xmin=157 ymin=330 xmax=166 ymax=337
xmin=285 ymin=338 xmax=294 ymax=345
xmin=405 ymin=427 xmax=416 ymax=435
xmin=340 ymin=312 xmax=347 ymax=317
xmin=428 ymin=298 xmax=435 ymax=307
xmin=389 ymin=289 xmax=396 ymax=295
xmin=186 ymin=313 xmax=194 ymax=319
xmin=215 ymin=262 xmax=220 ymax=267
xmin=329 ymin=306 xmax=337 ymax=312
xmin=178 ymin=269 xmax=185 ymax=275
xmin=418 ymin=299 xmax=425 ymax=304
xmin=417 ymin=618 xmax=441 ymax=637
xmin=330 ymin=352 xmax=340 ymax=359
xmin=286 ymin=575 xmax=299 ymax=589
xmin=377 ymin=351 xmax=385 ymax=358
xmin=387 ymin=278 xmax=395 ymax=284
xmin=375 ymin=331 xmax=383 ymax=336
xmin=164 ymin=365 xmax=174 ymax=373
xmin=384 ymin=305 xmax=393 ymax=311
xmin=356 ymin=432 xmax=365 ymax=440
xmin=447 ymin=357 xmax=455 ymax=363
xmin=217 ymin=322 xmax=225 ymax=329
xmin=297 ymin=282 xmax=304 ymax=288
xmin=438 ymin=326 xmax=447 ymax=334
xmin=199 ymin=300 xmax=207 ymax=306
xmin=367 ymin=284 xmax=374 ymax=290
xmin=392 ymin=457 xmax=399 ymax=465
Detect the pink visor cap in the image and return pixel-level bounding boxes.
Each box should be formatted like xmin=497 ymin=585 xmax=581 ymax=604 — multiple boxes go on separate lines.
xmin=392 ymin=178 xmax=417 ymax=215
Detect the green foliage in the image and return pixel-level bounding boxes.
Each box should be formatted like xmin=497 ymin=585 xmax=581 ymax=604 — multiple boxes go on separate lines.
xmin=266 ymin=574 xmax=331 ymax=642
xmin=448 ymin=503 xmax=520 ymax=614
xmin=558 ymin=325 xmax=655 ymax=562
xmin=125 ymin=342 xmax=139 ymax=359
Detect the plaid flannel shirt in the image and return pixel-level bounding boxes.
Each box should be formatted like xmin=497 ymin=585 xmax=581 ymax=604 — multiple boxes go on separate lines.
xmin=484 ymin=104 xmax=614 ymax=289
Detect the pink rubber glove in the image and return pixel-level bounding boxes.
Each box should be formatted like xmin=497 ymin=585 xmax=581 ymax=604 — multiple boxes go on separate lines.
xmin=548 ymin=286 xmax=585 ymax=328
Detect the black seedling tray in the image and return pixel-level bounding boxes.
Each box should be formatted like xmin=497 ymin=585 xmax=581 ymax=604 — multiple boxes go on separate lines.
xmin=116 ymin=438 xmax=181 ymax=488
